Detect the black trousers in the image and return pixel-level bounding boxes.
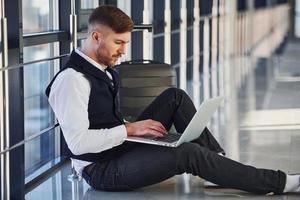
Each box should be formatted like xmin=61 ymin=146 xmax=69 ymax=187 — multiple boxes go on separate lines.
xmin=82 ymin=88 xmax=286 ymax=194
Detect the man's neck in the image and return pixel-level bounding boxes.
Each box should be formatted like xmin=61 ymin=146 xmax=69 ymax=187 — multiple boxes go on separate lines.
xmin=75 ymin=48 xmax=107 ymax=72
xmin=81 ymin=42 xmax=107 ymax=67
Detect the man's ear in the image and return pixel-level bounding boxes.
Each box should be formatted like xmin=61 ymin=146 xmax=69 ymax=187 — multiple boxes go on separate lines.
xmin=91 ymin=31 xmax=100 ymax=42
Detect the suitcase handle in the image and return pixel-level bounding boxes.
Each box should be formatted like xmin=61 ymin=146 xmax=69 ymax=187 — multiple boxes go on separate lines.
xmin=121 ymin=60 xmax=162 ymax=65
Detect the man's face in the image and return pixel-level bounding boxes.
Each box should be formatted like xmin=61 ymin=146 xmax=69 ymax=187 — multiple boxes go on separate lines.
xmin=93 ymin=26 xmax=130 ymax=67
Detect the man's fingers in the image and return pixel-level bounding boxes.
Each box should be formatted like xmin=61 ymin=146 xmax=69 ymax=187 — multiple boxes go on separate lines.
xmin=129 ymin=120 xmax=167 ymax=137
xmin=155 ymin=122 xmax=167 ymax=132
xmin=149 ymin=124 xmax=167 ymax=135
xmin=148 ymin=120 xmax=167 ymax=133
xmin=146 ymin=129 xmax=164 ymax=137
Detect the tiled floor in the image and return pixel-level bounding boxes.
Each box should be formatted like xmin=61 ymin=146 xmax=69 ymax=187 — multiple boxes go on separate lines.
xmin=26 ymin=40 xmax=300 ymax=199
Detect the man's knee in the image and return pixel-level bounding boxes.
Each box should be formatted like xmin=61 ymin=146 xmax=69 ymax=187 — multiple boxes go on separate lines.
xmin=161 ymin=88 xmax=188 ymax=104
xmin=163 ymin=87 xmax=186 ymax=96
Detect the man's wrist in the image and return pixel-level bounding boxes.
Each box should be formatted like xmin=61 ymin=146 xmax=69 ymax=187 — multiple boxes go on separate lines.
xmin=124 ymin=123 xmax=132 ymax=136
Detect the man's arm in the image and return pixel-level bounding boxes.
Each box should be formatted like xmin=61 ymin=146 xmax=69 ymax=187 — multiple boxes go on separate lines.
xmin=48 ymin=69 xmax=127 ymax=155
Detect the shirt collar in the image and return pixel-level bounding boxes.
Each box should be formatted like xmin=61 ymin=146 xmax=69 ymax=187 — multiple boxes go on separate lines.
xmin=74 ymin=48 xmax=107 ymax=72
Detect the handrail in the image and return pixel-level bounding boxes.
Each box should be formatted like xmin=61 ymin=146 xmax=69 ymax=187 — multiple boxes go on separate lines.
xmin=0 ymin=54 xmax=69 ymax=72
xmin=1 ymin=0 xmax=10 ymax=198
xmin=23 ymin=30 xmax=69 ymax=47
xmin=133 ymin=24 xmax=153 ymax=32
xmin=0 ymin=123 xmax=59 ymax=155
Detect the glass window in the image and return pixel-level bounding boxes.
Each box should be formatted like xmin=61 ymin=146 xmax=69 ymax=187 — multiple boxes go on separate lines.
xmin=22 ymin=0 xmax=58 ymax=33
xmin=81 ymin=0 xmax=98 ymax=9
xmin=23 ymin=43 xmax=60 ymax=183
xmin=78 ymin=39 xmax=86 ymax=48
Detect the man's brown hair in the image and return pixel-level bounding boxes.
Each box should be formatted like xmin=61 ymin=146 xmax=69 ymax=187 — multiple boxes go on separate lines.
xmin=88 ymin=5 xmax=134 ymax=33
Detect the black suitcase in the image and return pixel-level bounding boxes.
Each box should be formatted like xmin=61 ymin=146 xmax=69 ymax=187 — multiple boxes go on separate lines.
xmin=116 ymin=60 xmax=177 ymax=121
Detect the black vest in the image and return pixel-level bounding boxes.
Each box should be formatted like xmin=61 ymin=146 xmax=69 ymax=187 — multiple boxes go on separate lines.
xmin=46 ymin=51 xmax=125 ymax=162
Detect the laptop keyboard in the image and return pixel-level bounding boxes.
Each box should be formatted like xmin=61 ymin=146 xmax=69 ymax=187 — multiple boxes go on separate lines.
xmin=152 ymin=133 xmax=181 ymax=143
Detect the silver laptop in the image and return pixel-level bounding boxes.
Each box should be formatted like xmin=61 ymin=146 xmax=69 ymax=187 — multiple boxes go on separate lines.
xmin=125 ymin=96 xmax=223 ymax=147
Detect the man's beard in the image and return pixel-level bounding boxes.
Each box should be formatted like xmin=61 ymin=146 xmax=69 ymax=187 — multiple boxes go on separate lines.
xmin=96 ymin=52 xmax=114 ymax=67
xmin=96 ymin=48 xmax=121 ymax=67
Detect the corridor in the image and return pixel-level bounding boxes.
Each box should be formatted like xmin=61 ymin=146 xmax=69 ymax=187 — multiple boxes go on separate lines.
xmin=25 ymin=39 xmax=300 ymax=200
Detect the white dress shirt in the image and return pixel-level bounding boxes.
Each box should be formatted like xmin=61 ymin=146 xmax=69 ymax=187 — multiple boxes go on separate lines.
xmin=48 ymin=49 xmax=127 ymax=175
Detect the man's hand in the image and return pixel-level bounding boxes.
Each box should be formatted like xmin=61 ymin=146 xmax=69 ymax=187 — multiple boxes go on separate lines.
xmin=125 ymin=119 xmax=167 ymax=138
